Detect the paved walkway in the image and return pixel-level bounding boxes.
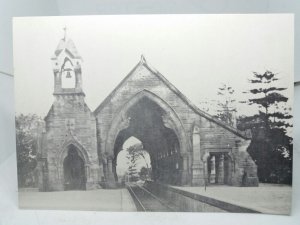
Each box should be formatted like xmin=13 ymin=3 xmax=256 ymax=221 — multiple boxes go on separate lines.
xmin=1 ymin=153 xmax=292 ymax=214
xmin=19 ymin=188 xmax=137 ymax=211
xmin=173 ymin=184 xmax=292 ymax=215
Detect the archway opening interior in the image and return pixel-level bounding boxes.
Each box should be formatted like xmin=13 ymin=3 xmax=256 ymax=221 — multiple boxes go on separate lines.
xmin=113 ymin=97 xmax=182 ymax=185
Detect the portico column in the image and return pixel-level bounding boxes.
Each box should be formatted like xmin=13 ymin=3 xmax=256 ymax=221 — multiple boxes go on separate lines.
xmin=104 ymin=156 xmax=118 ymax=188
xmin=210 ymin=156 xmax=216 ymax=184
xmin=181 ymin=154 xmax=189 ymax=185
xmin=107 ymin=157 xmax=114 ymax=180
xmin=191 ymin=126 xmax=204 ymax=186
xmin=218 ymin=154 xmax=224 ymax=184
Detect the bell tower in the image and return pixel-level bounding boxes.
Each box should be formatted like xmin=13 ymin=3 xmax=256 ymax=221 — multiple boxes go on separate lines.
xmin=41 ymin=28 xmax=102 ymax=191
xmin=51 ymin=27 xmax=84 ymax=96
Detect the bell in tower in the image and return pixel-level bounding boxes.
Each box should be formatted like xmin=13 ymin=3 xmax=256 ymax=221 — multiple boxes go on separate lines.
xmin=61 ymin=60 xmax=76 ymax=88
xmin=51 ymin=27 xmax=84 ymax=96
xmin=43 ymin=28 xmax=101 ymax=192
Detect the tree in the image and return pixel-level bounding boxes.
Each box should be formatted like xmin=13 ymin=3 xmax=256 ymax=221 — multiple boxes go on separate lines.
xmin=239 ymin=71 xmax=293 ymax=184
xmin=15 ymin=114 xmax=42 ymax=187
xmin=242 ymin=71 xmax=291 ymax=131
xmin=198 ymin=84 xmax=237 ymax=127
xmin=127 ymin=143 xmax=150 ymax=169
xmin=215 ymin=84 xmax=237 ymax=127
xmin=126 ymin=143 xmax=151 ymax=181
xmin=139 ymin=166 xmax=152 ymax=181
xmin=127 ymin=165 xmax=139 ymax=182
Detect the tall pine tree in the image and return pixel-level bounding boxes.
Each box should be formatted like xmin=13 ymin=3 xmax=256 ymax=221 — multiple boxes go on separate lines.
xmin=239 ymin=71 xmax=293 ymax=184
xmin=246 ymin=71 xmax=291 ymax=131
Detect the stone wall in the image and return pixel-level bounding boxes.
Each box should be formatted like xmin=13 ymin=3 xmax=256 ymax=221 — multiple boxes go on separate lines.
xmin=94 ymin=60 xmax=258 ymax=187
xmin=43 ymin=94 xmax=102 ymax=191
xmin=39 ymin=59 xmax=258 ymax=189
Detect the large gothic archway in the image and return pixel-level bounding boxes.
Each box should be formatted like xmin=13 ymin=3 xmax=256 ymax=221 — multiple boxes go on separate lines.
xmin=105 ymin=90 xmax=189 ymax=185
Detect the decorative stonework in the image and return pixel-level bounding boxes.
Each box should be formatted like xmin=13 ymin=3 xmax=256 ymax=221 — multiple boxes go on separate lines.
xmin=38 ymin=34 xmax=258 ymax=191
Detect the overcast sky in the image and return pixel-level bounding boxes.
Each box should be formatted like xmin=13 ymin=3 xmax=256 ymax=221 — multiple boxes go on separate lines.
xmin=13 ymin=14 xmax=294 ymax=118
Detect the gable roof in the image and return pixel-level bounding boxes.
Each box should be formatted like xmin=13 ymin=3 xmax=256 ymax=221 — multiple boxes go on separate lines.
xmin=94 ymin=56 xmax=249 ymax=140
xmin=51 ymin=38 xmax=82 ymax=60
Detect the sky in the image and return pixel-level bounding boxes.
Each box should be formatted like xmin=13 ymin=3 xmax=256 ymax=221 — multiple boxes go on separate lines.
xmin=13 ymin=14 xmax=294 ymax=119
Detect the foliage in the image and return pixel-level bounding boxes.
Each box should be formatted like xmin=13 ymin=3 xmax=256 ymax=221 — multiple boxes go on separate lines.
xmin=242 ymin=71 xmax=292 ymax=129
xmin=126 ymin=143 xmax=151 ymax=181
xmin=215 ymin=84 xmax=237 ymax=127
xmin=198 ymin=84 xmax=237 ymax=127
xmin=139 ymin=166 xmax=152 ymax=181
xmin=239 ymin=71 xmax=293 ymax=184
xmin=15 ymin=114 xmax=42 ymax=187
xmin=127 ymin=165 xmax=139 ymax=182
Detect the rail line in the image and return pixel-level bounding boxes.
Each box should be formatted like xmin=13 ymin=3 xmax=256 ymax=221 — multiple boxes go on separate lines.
xmin=126 ymin=183 xmax=176 ymax=212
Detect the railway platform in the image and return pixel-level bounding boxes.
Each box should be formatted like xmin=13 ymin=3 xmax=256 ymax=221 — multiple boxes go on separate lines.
xmin=19 ymin=188 xmax=137 ymax=211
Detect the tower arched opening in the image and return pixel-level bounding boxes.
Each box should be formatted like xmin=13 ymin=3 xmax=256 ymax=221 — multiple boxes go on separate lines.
xmin=61 ymin=58 xmax=76 ymax=88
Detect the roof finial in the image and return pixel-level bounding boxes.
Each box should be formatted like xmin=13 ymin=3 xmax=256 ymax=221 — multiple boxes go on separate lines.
xmin=140 ymin=54 xmax=146 ymax=64
xmin=63 ymin=26 xmax=67 ymax=41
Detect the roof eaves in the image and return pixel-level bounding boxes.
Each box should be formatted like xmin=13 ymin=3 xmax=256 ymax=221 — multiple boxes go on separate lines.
xmin=93 ymin=61 xmax=143 ymax=114
xmin=93 ymin=58 xmax=248 ymax=140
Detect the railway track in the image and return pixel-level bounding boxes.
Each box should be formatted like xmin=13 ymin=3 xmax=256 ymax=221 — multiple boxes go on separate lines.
xmin=126 ymin=183 xmax=176 ymax=212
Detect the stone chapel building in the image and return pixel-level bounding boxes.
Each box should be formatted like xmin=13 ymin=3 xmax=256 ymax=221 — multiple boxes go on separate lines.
xmin=37 ymin=34 xmax=258 ymax=191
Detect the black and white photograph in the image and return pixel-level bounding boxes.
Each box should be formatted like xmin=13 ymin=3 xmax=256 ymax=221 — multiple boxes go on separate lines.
xmin=13 ymin=14 xmax=293 ymax=214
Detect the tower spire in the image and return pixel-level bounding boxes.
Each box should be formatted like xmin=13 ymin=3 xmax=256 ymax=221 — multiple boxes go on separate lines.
xmin=63 ymin=26 xmax=67 ymax=41
xmin=140 ymin=54 xmax=146 ymax=64
xmin=52 ymin=28 xmax=84 ymax=96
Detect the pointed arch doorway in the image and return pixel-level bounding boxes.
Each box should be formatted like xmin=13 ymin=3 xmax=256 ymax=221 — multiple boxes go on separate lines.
xmin=63 ymin=144 xmax=86 ymax=190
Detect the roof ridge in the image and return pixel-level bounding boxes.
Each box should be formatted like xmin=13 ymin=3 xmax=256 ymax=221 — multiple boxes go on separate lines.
xmin=93 ymin=57 xmax=248 ymax=139
xmin=142 ymin=62 xmax=248 ymax=139
xmin=93 ymin=60 xmax=142 ymax=113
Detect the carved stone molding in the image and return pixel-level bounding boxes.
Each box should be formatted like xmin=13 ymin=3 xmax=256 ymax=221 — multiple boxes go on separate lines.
xmin=162 ymin=113 xmax=175 ymax=130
